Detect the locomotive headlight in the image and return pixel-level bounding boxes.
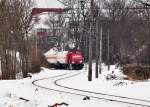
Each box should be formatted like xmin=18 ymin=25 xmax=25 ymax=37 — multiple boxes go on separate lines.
xmin=80 ymin=60 xmax=83 ymax=63
xmin=72 ymin=61 xmax=75 ymax=64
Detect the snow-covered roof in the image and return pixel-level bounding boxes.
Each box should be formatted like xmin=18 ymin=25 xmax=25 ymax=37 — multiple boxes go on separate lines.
xmin=34 ymin=0 xmax=65 ymax=8
xmin=44 ymin=47 xmax=58 ymax=56
xmin=34 ymin=22 xmax=50 ymax=29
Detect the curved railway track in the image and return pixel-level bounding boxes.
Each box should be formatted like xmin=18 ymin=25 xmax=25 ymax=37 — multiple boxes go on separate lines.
xmin=32 ymin=71 xmax=150 ymax=107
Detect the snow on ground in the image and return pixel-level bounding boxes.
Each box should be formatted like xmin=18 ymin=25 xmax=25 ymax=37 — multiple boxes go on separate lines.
xmin=58 ymin=64 xmax=150 ymax=100
xmin=0 ymin=64 xmax=150 ymax=107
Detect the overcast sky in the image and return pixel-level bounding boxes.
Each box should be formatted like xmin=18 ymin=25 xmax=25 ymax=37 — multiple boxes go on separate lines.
xmin=34 ymin=0 xmax=64 ymax=8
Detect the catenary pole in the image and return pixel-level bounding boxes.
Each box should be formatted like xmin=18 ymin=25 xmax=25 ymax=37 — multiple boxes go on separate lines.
xmin=99 ymin=24 xmax=103 ymax=74
xmin=88 ymin=0 xmax=94 ymax=81
xmin=95 ymin=18 xmax=99 ymax=78
xmin=107 ymin=27 xmax=110 ymax=71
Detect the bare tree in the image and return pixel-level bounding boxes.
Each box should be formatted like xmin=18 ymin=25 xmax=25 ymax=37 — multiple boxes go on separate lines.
xmin=0 ymin=0 xmax=34 ymax=79
xmin=45 ymin=13 xmax=66 ymax=51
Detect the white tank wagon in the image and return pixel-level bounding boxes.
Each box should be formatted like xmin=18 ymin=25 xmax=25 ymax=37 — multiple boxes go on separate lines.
xmin=56 ymin=51 xmax=68 ymax=64
xmin=44 ymin=49 xmax=84 ymax=70
xmin=44 ymin=48 xmax=57 ymax=64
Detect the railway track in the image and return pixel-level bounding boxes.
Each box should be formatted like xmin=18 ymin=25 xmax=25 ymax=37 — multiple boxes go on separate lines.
xmin=32 ymin=71 xmax=150 ymax=107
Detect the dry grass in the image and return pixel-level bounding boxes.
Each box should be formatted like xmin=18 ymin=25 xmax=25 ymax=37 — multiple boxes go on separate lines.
xmin=123 ymin=64 xmax=150 ymax=80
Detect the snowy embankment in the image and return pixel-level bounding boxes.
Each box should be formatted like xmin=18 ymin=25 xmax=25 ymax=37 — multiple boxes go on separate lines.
xmin=0 ymin=64 xmax=150 ymax=107
xmin=0 ymin=69 xmax=68 ymax=107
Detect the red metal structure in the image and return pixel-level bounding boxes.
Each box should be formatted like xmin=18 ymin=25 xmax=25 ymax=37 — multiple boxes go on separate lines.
xmin=31 ymin=8 xmax=70 ymax=38
xmin=31 ymin=8 xmax=70 ymax=16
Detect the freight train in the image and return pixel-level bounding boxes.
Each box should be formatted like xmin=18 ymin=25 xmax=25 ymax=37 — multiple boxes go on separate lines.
xmin=44 ymin=48 xmax=84 ymax=70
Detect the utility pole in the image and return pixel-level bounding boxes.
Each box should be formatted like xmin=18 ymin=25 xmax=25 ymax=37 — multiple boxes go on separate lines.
xmin=95 ymin=0 xmax=101 ymax=78
xmin=95 ymin=19 xmax=99 ymax=78
xmin=88 ymin=0 xmax=94 ymax=81
xmin=35 ymin=30 xmax=38 ymax=58
xmin=99 ymin=24 xmax=103 ymax=74
xmin=107 ymin=27 xmax=110 ymax=71
xmin=88 ymin=22 xmax=93 ymax=81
